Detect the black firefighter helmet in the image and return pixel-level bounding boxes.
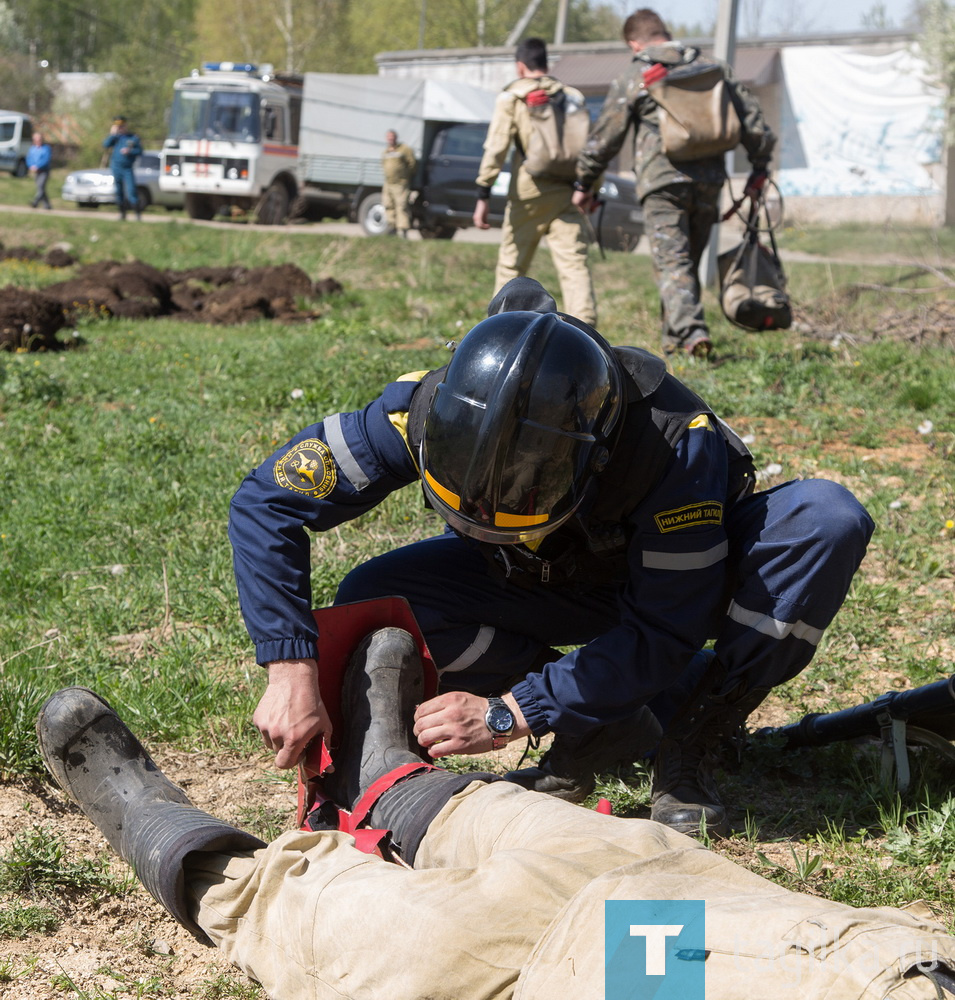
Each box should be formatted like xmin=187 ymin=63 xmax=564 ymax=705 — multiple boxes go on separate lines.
xmin=420 ymin=310 xmax=623 ymax=544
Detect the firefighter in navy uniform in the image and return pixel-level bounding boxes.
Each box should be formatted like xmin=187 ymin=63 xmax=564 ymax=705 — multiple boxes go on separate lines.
xmin=230 ymin=277 xmax=873 ymax=836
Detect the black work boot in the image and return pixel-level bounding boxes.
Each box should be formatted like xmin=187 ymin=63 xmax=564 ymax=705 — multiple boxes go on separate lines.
xmin=35 ymin=687 xmax=264 ymax=942
xmin=651 ymin=679 xmax=769 ymax=838
xmin=323 ymin=627 xmax=496 ymax=863
xmin=504 ymin=706 xmax=663 ymax=803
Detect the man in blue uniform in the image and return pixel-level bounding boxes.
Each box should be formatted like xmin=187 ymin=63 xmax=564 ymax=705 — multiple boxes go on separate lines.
xmin=102 ymin=116 xmax=142 ymax=220
xmin=230 ymin=277 xmax=873 ymax=836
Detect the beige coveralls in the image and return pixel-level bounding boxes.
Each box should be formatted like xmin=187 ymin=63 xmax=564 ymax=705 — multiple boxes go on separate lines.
xmin=476 ymin=77 xmax=597 ymax=326
xmin=189 ymin=780 xmax=955 ymax=1000
xmin=381 ymin=142 xmax=417 ymax=234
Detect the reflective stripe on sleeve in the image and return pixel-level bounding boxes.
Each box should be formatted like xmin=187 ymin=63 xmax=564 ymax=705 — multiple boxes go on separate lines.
xmin=324 ymin=412 xmax=371 ymax=492
xmin=438 ymin=625 xmax=496 ymax=674
xmin=727 ymin=600 xmax=825 ymax=646
xmin=642 ymin=540 xmax=728 ymax=571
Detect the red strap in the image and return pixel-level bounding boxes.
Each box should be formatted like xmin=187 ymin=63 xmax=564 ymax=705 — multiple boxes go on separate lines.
xmin=339 ymin=762 xmax=438 ymax=833
xmin=525 ymin=88 xmax=549 ymax=107
xmin=642 ymin=63 xmax=667 ymax=86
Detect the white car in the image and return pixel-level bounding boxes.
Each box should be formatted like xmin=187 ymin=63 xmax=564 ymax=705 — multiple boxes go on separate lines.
xmin=61 ymin=152 xmax=184 ymax=211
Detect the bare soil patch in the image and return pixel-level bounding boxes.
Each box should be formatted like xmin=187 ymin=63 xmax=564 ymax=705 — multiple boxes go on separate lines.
xmin=0 ymin=240 xmax=343 ymax=351
xmin=0 ymin=750 xmax=294 ymax=999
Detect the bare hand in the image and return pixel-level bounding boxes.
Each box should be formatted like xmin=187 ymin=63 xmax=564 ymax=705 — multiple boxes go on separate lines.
xmin=472 ymin=199 xmax=491 ymax=230
xmin=572 ymin=189 xmax=596 ymax=213
xmin=254 ymin=658 xmax=332 ymax=769
xmin=413 ymin=691 xmax=529 ymax=757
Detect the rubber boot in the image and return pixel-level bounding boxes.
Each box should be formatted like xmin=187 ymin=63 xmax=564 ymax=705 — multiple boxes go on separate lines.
xmin=650 ymin=668 xmax=769 ymax=838
xmin=504 ymin=706 xmax=662 ymax=803
xmin=322 ymin=627 xmax=430 ymax=811
xmin=35 ymin=687 xmax=264 ymax=942
xmin=322 ymin=627 xmax=496 ymax=863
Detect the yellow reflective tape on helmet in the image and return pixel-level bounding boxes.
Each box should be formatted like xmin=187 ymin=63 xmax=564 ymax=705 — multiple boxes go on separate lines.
xmin=688 ymin=414 xmax=713 ymax=431
xmin=495 ymin=511 xmax=550 ymax=528
xmin=423 ymin=468 xmax=461 ymax=510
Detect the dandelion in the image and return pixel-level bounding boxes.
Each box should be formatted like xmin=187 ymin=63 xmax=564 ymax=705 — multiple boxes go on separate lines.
xmin=290 ymin=388 xmax=304 ymax=400
xmin=149 ymin=416 xmax=158 ymax=423
xmin=764 ymin=463 xmax=783 ymax=476
xmin=889 ymin=500 xmax=903 ymax=510
xmin=918 ymin=420 xmax=934 ymax=435
xmin=110 ymin=564 xmax=125 ymax=576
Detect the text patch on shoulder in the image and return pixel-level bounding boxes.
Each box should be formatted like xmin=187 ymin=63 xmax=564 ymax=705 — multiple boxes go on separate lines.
xmin=273 ymin=438 xmax=337 ymax=498
xmin=654 ymin=501 xmax=723 ymax=533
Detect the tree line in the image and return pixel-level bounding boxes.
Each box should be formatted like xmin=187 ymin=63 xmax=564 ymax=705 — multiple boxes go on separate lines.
xmin=1 ymin=0 xmax=932 ymax=162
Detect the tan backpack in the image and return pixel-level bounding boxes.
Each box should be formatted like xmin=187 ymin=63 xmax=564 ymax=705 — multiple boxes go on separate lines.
xmin=646 ymin=60 xmax=742 ymax=162
xmin=516 ymin=86 xmax=591 ymax=181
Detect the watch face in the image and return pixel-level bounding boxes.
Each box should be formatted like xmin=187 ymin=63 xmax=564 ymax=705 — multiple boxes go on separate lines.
xmin=487 ymin=705 xmax=514 ymax=733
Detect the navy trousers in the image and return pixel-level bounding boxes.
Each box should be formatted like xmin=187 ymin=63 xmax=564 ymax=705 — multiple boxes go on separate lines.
xmin=336 ymin=479 xmax=873 ymax=726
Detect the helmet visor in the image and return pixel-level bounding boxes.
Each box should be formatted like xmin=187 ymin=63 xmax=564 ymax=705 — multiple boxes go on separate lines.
xmin=421 ymin=384 xmax=593 ymax=544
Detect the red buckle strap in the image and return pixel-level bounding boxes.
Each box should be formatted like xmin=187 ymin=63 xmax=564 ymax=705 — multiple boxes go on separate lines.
xmin=339 ymin=762 xmax=438 ymax=833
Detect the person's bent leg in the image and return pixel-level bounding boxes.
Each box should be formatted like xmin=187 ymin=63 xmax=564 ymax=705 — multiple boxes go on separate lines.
xmin=651 ymin=479 xmax=874 ymax=835
xmin=335 ymin=532 xmax=619 ymax=694
xmin=716 ymin=478 xmax=874 ymax=691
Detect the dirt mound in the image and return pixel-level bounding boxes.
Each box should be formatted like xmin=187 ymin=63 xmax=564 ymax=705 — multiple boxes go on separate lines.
xmin=0 ymin=242 xmax=76 ymax=268
xmin=2 ymin=243 xmax=343 ymax=350
xmin=0 ymin=287 xmax=71 ymax=351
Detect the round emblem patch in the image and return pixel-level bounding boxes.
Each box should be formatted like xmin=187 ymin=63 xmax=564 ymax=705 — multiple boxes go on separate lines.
xmin=273 ymin=438 xmax=337 ymax=498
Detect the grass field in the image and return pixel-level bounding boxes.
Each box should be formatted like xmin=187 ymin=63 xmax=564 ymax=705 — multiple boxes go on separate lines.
xmin=0 ymin=204 xmax=953 ymax=997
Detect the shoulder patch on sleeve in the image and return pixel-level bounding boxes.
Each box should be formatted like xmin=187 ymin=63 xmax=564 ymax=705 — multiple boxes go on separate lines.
xmin=654 ymin=501 xmax=723 ymax=533
xmin=396 ymin=370 xmax=430 ymax=384
xmin=273 ymin=438 xmax=337 ymax=498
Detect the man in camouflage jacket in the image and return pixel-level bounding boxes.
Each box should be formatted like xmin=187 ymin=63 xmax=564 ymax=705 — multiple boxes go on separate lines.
xmin=574 ymin=8 xmax=776 ymax=357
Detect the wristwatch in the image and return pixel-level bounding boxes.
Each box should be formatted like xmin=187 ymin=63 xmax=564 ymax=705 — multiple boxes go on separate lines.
xmin=485 ymin=696 xmax=515 ymax=750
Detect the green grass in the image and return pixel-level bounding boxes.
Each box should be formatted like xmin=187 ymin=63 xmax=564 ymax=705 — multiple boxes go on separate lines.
xmin=0 ymin=209 xmax=954 ymax=975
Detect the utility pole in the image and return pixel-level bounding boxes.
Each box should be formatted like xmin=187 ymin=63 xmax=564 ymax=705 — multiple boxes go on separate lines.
xmin=555 ymin=0 xmax=570 ymax=43
xmin=703 ymin=0 xmax=739 ymax=286
xmin=506 ymin=0 xmax=545 ymax=47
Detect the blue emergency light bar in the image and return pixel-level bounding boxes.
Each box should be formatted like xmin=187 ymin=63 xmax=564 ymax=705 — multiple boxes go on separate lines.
xmin=202 ymin=62 xmax=258 ymax=74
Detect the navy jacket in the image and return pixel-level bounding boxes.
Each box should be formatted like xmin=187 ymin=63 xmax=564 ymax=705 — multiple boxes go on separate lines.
xmin=229 ymin=367 xmax=742 ymax=735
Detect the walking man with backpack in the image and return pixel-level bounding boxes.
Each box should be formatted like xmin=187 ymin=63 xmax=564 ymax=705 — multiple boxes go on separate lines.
xmin=574 ymin=9 xmax=776 ymax=359
xmin=473 ymin=37 xmax=597 ymax=326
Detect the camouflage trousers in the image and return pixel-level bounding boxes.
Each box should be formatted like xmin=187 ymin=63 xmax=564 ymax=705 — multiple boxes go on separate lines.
xmin=644 ymin=181 xmax=722 ymax=354
xmin=382 ymin=180 xmax=412 ymax=233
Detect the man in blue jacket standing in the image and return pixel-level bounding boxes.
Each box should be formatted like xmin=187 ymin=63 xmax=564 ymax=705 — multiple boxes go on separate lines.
xmin=229 ymin=277 xmax=874 ymax=838
xmin=27 ymin=131 xmax=52 ymax=209
xmin=102 ymin=116 xmax=142 ymax=220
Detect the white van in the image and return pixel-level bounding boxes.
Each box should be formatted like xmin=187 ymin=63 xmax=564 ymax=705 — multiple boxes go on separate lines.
xmin=0 ymin=111 xmax=34 ymax=176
